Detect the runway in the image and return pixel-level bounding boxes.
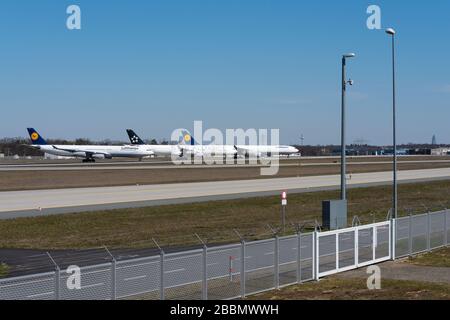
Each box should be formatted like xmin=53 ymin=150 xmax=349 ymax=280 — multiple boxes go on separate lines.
xmin=2 ymin=167 xmax=450 ymax=219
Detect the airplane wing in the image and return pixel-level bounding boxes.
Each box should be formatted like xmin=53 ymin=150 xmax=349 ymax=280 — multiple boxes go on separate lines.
xmin=234 ymin=145 xmax=248 ymax=155
xmin=52 ymin=146 xmax=112 ymax=158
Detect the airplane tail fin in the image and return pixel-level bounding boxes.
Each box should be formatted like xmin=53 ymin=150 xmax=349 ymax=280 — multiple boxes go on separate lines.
xmin=181 ymin=130 xmax=196 ymax=146
xmin=27 ymin=128 xmax=47 ymax=145
xmin=126 ymin=129 xmax=145 ymax=145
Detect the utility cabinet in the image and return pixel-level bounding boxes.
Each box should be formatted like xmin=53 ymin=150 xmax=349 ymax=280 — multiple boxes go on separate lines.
xmin=322 ymin=200 xmax=347 ymax=230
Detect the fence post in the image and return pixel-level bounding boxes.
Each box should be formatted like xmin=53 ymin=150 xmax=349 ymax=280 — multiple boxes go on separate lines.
xmin=391 ymin=218 xmax=396 ymax=260
xmin=160 ymin=250 xmax=165 ymax=300
xmin=274 ymin=236 xmax=279 ymax=289
xmin=408 ymin=214 xmax=413 ymax=256
xmin=372 ymin=225 xmax=376 ymax=261
xmin=103 ymin=246 xmax=116 ymax=300
xmin=313 ymin=229 xmax=319 ymax=281
xmin=427 ymin=212 xmax=431 ymax=251
xmin=335 ymin=233 xmax=339 ymax=271
xmin=240 ymin=240 xmax=246 ymax=298
xmin=46 ymin=252 xmax=60 ymax=300
xmin=354 ymin=227 xmax=359 ymax=267
xmin=297 ymin=232 xmax=302 ymax=283
xmin=152 ymin=238 xmax=165 ymax=301
xmin=202 ymin=244 xmax=208 ymax=300
xmin=445 ymin=209 xmax=448 ymax=246
xmin=194 ymin=233 xmax=208 ymax=300
xmin=55 ymin=267 xmax=60 ymax=300
xmin=111 ymin=259 xmax=116 ymax=300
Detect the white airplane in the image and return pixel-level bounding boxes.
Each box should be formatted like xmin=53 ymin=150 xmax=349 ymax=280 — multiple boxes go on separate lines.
xmin=27 ymin=128 xmax=155 ymax=162
xmin=180 ymin=131 xmax=299 ymax=158
xmin=126 ymin=129 xmax=300 ymax=159
xmin=127 ymin=129 xmax=238 ymax=159
xmin=126 ymin=129 xmax=183 ymax=157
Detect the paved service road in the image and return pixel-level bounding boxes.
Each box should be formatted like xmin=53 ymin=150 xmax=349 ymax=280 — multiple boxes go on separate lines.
xmin=1 ymin=168 xmax=450 ymax=219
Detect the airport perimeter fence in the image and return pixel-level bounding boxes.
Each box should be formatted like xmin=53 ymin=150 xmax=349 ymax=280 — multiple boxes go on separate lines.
xmin=0 ymin=210 xmax=449 ymax=300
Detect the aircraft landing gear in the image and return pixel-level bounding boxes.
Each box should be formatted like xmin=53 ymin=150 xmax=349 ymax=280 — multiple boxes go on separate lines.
xmin=82 ymin=158 xmax=96 ymax=163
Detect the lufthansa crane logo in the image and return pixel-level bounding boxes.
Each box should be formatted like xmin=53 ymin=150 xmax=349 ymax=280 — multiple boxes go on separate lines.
xmin=31 ymin=132 xmax=39 ymax=141
xmin=184 ymin=134 xmax=191 ymax=142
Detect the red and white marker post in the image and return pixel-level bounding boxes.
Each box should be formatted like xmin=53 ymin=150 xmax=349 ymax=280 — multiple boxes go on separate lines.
xmin=281 ymin=191 xmax=287 ymax=232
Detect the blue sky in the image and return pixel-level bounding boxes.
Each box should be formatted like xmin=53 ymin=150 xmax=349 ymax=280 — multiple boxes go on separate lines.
xmin=0 ymin=0 xmax=449 ymax=145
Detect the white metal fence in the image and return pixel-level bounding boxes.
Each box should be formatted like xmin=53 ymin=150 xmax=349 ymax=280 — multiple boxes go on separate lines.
xmin=0 ymin=210 xmax=449 ymax=300
xmin=316 ymin=221 xmax=391 ymax=278
xmin=395 ymin=210 xmax=449 ymax=258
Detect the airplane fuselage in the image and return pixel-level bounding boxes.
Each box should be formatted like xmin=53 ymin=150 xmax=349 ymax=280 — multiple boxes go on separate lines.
xmin=33 ymin=144 xmax=154 ymax=159
xmin=181 ymin=144 xmax=299 ymax=157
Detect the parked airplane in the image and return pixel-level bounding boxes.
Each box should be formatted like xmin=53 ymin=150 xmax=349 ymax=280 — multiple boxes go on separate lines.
xmin=126 ymin=129 xmax=183 ymax=157
xmin=27 ymin=128 xmax=154 ymax=162
xmin=180 ymin=132 xmax=300 ymax=158
xmin=127 ymin=129 xmax=299 ymax=159
xmin=179 ymin=132 xmax=238 ymax=159
xmin=127 ymin=129 xmax=237 ymax=159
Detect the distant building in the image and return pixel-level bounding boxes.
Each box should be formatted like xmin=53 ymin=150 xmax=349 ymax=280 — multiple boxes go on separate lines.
xmin=407 ymin=148 xmax=432 ymax=155
xmin=381 ymin=148 xmax=409 ymax=155
xmin=330 ymin=145 xmax=383 ymax=156
xmin=432 ymin=135 xmax=437 ymax=145
xmin=431 ymin=147 xmax=450 ymax=156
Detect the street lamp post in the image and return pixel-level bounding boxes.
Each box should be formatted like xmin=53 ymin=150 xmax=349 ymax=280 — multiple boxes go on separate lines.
xmin=386 ymin=28 xmax=397 ymax=219
xmin=341 ymin=53 xmax=356 ymax=201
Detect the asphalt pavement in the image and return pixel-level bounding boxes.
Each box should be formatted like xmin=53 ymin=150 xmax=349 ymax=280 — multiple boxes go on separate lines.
xmin=2 ymin=168 xmax=450 ymax=219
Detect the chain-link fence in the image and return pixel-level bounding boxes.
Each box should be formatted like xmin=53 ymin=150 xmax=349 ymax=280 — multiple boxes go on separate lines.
xmin=1 ymin=210 xmax=448 ymax=300
xmin=395 ymin=210 xmax=449 ymax=258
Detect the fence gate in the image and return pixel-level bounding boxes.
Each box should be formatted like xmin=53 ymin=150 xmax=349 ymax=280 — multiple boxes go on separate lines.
xmin=316 ymin=221 xmax=391 ymax=278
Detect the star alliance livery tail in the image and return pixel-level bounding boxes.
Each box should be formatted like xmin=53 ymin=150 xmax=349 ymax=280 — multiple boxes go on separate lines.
xmin=27 ymin=128 xmax=48 ymax=145
xmin=127 ymin=129 xmax=197 ymax=146
xmin=126 ymin=129 xmax=145 ymax=145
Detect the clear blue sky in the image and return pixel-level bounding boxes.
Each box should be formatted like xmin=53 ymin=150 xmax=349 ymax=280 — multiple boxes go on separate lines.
xmin=0 ymin=0 xmax=449 ymax=145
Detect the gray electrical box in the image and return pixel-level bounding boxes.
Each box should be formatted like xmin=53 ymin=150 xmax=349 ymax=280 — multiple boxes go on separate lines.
xmin=322 ymin=200 xmax=347 ymax=230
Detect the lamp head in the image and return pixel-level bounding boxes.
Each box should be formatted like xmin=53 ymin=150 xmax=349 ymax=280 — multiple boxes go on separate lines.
xmin=343 ymin=53 xmax=356 ymax=59
xmin=386 ymin=28 xmax=396 ymax=35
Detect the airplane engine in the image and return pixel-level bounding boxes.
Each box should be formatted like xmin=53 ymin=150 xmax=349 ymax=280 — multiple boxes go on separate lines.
xmin=171 ymin=149 xmax=184 ymax=158
xmin=141 ymin=150 xmax=155 ymax=158
xmin=72 ymin=152 xmax=89 ymax=158
xmin=245 ymin=151 xmax=261 ymax=158
xmin=92 ymin=154 xmax=112 ymax=159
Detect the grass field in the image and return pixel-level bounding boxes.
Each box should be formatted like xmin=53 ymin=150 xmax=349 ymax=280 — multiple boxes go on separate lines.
xmin=407 ymin=247 xmax=450 ymax=268
xmin=1 ymin=159 xmax=450 ymax=191
xmin=0 ymin=179 xmax=449 ymax=250
xmin=249 ymin=277 xmax=450 ymax=300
